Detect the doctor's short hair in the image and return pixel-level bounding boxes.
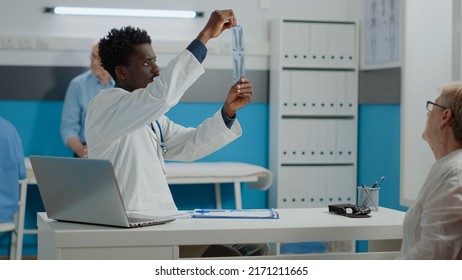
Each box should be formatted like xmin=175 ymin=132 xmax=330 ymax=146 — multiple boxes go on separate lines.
xmin=439 ymin=81 xmax=462 ymax=143
xmin=98 ymin=26 xmax=152 ymax=80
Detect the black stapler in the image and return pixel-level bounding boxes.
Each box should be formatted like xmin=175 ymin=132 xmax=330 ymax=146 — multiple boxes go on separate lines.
xmin=328 ymin=203 xmax=371 ymax=218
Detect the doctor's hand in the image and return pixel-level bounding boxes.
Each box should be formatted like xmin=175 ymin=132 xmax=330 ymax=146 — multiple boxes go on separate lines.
xmin=223 ymin=78 xmax=253 ymax=118
xmin=196 ymin=9 xmax=237 ymax=45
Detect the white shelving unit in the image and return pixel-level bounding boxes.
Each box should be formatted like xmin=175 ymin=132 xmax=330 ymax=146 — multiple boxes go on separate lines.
xmin=269 ymin=17 xmax=359 ymax=255
xmin=269 ymin=18 xmax=358 ymax=212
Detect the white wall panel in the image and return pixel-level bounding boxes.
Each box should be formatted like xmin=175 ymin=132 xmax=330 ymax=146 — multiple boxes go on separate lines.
xmin=401 ymin=0 xmax=454 ymax=206
xmin=0 ymin=0 xmax=361 ymax=68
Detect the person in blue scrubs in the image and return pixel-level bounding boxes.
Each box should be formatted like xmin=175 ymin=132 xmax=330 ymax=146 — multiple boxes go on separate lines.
xmin=0 ymin=116 xmax=26 ymax=223
xmin=60 ymin=43 xmax=114 ymax=158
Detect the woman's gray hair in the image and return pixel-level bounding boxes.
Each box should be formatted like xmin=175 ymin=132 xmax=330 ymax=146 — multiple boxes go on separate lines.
xmin=439 ymin=81 xmax=462 ymax=143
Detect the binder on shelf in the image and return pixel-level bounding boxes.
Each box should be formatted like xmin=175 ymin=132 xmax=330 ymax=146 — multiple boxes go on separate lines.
xmin=307 ymin=120 xmax=318 ymax=162
xmin=291 ymin=70 xmax=303 ymax=114
xmin=299 ymin=119 xmax=310 ymax=163
xmin=299 ymin=22 xmax=311 ymax=66
xmin=325 ymin=165 xmax=338 ymax=204
xmin=336 ymin=119 xmax=356 ymax=163
xmin=279 ymin=166 xmax=290 ymax=207
xmin=192 ymin=208 xmax=279 ymax=219
xmin=281 ymin=70 xmax=291 ymax=114
xmin=286 ymin=167 xmax=298 ymax=207
xmin=336 ymin=72 xmax=347 ymax=115
xmin=316 ymin=120 xmax=329 ymax=162
xmin=345 ymin=71 xmax=357 ymax=114
xmin=282 ymin=22 xmax=297 ymax=67
xmin=316 ymin=166 xmax=328 ymax=207
xmin=309 ymin=71 xmax=320 ymax=115
xmin=305 ymin=167 xmax=318 ymax=208
xmin=288 ymin=166 xmax=306 ymax=208
xmin=326 ymin=120 xmax=337 ymax=162
xmin=317 ymin=71 xmax=329 ymax=114
xmin=299 ymin=71 xmax=310 ymax=114
xmin=279 ymin=119 xmax=291 ymax=163
xmin=343 ymin=23 xmax=356 ymax=67
xmin=325 ymin=71 xmax=337 ymax=115
xmin=340 ymin=166 xmax=356 ymax=204
xmin=292 ymin=119 xmax=300 ymax=163
xmin=293 ymin=22 xmax=304 ymax=66
xmin=327 ymin=23 xmax=340 ymax=67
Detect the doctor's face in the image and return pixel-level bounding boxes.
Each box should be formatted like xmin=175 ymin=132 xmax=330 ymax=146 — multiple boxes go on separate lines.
xmin=122 ymin=43 xmax=160 ymax=92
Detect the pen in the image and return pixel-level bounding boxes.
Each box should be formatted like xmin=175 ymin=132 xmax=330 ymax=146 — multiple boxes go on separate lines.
xmin=195 ymin=209 xmax=226 ymax=214
xmin=375 ymin=176 xmax=385 ymax=188
xmin=360 ymin=182 xmax=371 ymax=208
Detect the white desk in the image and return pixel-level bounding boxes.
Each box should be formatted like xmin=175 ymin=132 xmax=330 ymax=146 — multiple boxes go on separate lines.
xmin=17 ymin=159 xmax=271 ymax=259
xmin=37 ymin=207 xmax=405 ymax=260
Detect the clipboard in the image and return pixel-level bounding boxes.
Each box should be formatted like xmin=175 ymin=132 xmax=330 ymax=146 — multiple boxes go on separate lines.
xmin=191 ymin=208 xmax=279 ymax=219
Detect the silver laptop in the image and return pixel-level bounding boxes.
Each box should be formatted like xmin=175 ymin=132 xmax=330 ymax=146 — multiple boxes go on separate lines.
xmin=30 ymin=155 xmax=175 ymax=228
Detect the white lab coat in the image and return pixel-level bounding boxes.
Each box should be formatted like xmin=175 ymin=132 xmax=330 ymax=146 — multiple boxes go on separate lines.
xmin=85 ymin=49 xmax=242 ymax=211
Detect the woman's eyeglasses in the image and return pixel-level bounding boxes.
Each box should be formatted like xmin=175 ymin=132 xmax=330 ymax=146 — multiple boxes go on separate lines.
xmin=426 ymin=101 xmax=448 ymax=112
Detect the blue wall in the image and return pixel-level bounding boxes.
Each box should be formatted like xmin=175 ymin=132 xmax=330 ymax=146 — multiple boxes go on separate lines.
xmin=356 ymin=104 xmax=407 ymax=252
xmin=0 ymin=101 xmax=405 ymax=257
xmin=167 ymin=103 xmax=269 ymax=210
xmin=357 ymin=104 xmax=407 ymax=212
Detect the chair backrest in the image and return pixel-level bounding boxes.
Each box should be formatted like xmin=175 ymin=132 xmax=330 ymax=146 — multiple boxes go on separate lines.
xmin=0 ymin=223 xmax=15 ymax=232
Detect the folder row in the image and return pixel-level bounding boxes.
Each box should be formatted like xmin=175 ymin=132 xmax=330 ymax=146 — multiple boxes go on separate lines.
xmin=282 ymin=21 xmax=356 ymax=68
xmin=279 ymin=118 xmax=356 ymax=164
xmin=279 ymin=69 xmax=357 ymax=116
xmin=277 ymin=165 xmax=356 ymax=208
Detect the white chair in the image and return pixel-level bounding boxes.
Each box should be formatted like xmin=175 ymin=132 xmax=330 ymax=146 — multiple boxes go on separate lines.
xmin=0 ymin=222 xmax=16 ymax=258
xmin=0 ymin=223 xmax=15 ymax=236
xmin=0 ymin=118 xmax=28 ymax=260
xmin=0 ymin=222 xmax=15 ymax=258
xmin=5 ymin=179 xmax=29 ymax=260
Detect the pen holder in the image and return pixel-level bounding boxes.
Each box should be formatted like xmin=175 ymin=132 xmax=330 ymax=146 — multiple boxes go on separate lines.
xmin=357 ymin=187 xmax=380 ymax=211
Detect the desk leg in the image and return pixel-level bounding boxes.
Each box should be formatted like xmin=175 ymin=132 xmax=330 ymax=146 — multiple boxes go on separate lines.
xmin=369 ymin=239 xmax=402 ymax=252
xmin=214 ymin=181 xmax=243 ymax=209
xmin=234 ymin=181 xmax=242 ymax=210
xmin=214 ymin=183 xmax=222 ymax=209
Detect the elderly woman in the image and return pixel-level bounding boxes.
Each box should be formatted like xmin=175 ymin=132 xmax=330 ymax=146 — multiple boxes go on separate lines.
xmin=397 ymin=82 xmax=462 ymax=259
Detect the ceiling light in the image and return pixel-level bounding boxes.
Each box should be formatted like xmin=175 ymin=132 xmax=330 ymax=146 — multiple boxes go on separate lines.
xmin=44 ymin=7 xmax=203 ymax=19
